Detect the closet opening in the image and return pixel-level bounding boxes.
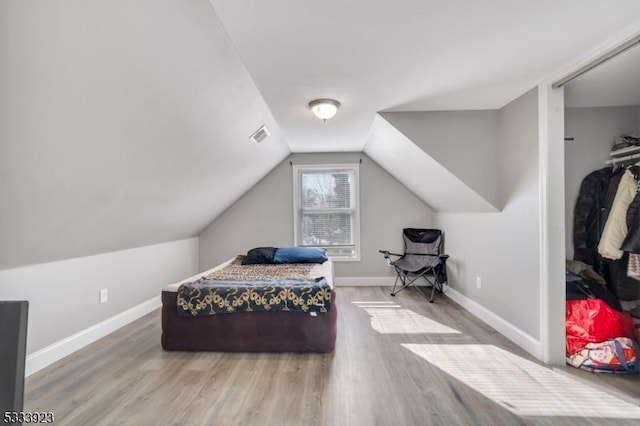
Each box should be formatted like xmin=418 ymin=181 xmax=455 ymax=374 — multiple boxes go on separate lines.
xmin=563 ymin=41 xmax=640 ymax=372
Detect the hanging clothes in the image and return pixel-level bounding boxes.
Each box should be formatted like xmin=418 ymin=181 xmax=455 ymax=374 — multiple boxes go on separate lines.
xmin=621 ymin=166 xmax=640 ymax=253
xmin=571 ymin=138 xmax=640 ymax=352
xmin=598 ymin=168 xmax=639 ymax=260
xmin=602 ymin=253 xmax=640 ymax=301
xmin=573 ymin=165 xmax=640 ymax=302
xmin=573 ymin=167 xmax=619 ymax=275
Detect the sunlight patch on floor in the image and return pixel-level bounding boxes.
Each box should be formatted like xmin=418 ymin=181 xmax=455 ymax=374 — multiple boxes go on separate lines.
xmin=402 ymin=343 xmax=640 ymax=418
xmin=350 ymin=301 xmax=402 ymax=308
xmin=352 ymin=301 xmax=461 ymax=334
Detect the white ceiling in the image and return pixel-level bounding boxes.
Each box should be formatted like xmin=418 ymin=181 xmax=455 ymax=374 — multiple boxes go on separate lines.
xmin=209 ymin=0 xmax=640 ymax=152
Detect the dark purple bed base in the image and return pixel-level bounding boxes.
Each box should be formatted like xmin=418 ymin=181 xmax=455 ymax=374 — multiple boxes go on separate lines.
xmin=161 ymin=289 xmax=337 ymax=353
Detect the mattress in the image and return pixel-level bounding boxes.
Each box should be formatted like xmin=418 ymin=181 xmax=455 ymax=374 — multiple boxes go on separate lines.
xmin=162 ymin=257 xmax=335 ymax=292
xmin=161 ymin=258 xmax=337 ymax=353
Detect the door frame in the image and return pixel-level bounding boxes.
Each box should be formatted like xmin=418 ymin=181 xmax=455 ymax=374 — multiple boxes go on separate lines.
xmin=538 ymin=25 xmax=640 ymax=365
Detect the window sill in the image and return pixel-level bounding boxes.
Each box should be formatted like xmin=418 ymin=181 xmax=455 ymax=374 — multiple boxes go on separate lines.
xmin=329 ymin=255 xmax=361 ymax=263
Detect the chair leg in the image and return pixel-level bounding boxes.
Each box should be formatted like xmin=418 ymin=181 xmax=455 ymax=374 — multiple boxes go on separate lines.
xmin=400 ymin=274 xmax=430 ymax=300
xmin=415 ymin=274 xmax=441 ymax=303
xmin=429 ymin=278 xmax=446 ymax=303
xmin=429 ymin=281 xmax=438 ymax=303
xmin=390 ymin=275 xmax=400 ymax=296
xmin=390 ymin=271 xmax=409 ymax=296
xmin=391 ymin=270 xmax=444 ymax=302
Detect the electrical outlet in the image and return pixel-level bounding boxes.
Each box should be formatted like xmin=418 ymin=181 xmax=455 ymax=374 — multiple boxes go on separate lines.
xmin=99 ymin=288 xmax=108 ymax=304
xmin=476 ymin=276 xmax=482 ymax=290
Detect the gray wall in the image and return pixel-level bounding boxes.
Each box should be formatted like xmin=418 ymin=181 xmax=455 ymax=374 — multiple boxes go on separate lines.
xmin=380 ymin=111 xmax=500 ymax=209
xmin=434 ymin=88 xmax=541 ymax=339
xmin=0 ymin=238 xmax=198 ymax=354
xmin=198 ymin=152 xmax=433 ymax=277
xmin=564 ymin=106 xmax=640 ymax=257
xmin=0 ymin=0 xmax=289 ymax=269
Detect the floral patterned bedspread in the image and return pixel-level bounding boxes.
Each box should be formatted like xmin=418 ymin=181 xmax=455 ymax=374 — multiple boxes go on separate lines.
xmin=176 ymin=257 xmax=331 ymax=316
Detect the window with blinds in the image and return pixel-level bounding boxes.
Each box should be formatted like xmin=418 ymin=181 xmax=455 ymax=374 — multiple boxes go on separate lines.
xmin=293 ymin=164 xmax=360 ymax=260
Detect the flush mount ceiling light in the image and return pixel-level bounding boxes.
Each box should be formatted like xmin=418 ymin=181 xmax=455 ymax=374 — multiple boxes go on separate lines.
xmin=309 ymin=98 xmax=340 ymax=121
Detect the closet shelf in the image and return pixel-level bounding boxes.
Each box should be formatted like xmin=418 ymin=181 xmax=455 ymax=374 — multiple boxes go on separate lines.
xmin=609 ymin=145 xmax=640 ymax=157
xmin=605 ymin=152 xmax=640 ymax=165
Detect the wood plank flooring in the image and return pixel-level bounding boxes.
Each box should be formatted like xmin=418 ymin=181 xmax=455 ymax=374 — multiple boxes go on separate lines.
xmin=25 ymin=287 xmax=640 ymax=425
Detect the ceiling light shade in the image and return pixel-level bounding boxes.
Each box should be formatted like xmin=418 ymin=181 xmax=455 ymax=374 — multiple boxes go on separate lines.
xmin=309 ymin=99 xmax=340 ymax=121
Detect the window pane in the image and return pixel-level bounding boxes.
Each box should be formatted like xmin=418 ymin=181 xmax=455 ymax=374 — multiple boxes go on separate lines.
xmin=301 ymin=172 xmax=352 ymax=209
xmin=301 ymin=213 xmax=353 ymax=246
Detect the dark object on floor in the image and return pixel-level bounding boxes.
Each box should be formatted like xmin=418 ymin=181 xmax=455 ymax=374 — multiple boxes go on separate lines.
xmin=0 ymin=301 xmax=28 ymax=414
xmin=565 ymin=271 xmax=622 ymax=311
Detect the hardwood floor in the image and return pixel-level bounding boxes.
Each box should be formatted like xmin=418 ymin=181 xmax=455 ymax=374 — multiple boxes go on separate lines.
xmin=25 ymin=287 xmax=640 ymax=425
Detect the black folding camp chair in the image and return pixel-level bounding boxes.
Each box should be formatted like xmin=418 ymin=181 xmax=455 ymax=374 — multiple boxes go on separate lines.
xmin=379 ymin=228 xmax=449 ymax=303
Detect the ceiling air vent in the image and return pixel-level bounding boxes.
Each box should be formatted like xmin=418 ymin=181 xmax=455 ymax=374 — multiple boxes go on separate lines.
xmin=249 ymin=125 xmax=270 ymax=144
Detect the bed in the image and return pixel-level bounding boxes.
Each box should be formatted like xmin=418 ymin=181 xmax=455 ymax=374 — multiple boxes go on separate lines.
xmin=161 ymin=256 xmax=337 ymax=353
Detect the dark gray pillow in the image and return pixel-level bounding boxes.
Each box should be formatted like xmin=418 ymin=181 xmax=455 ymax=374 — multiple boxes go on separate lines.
xmin=241 ymin=247 xmax=277 ymax=265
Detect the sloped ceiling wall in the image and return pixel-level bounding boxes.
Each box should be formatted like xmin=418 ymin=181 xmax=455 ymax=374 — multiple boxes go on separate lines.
xmin=364 ymin=115 xmax=499 ymax=212
xmin=379 ymin=111 xmax=500 ymax=209
xmin=0 ymin=0 xmax=290 ymax=269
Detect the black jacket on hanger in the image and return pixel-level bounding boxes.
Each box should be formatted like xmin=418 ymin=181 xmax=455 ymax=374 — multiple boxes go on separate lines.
xmin=572 ymin=167 xmax=622 ymax=274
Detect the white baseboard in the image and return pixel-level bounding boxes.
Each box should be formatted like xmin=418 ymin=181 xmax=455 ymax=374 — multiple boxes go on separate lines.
xmin=332 ymin=279 xmax=541 ymax=358
xmin=334 ymin=276 xmax=395 ymax=286
xmin=444 ymin=288 xmax=542 ymax=358
xmin=26 ymin=296 xmax=161 ymax=377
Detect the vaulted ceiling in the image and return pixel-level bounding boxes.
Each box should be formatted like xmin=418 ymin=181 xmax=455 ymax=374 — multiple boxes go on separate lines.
xmin=1 ymin=1 xmax=640 ymax=269
xmin=210 ymin=0 xmax=640 ymax=151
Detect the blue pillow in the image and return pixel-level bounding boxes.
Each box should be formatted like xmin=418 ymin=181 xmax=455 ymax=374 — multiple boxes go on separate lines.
xmin=272 ymin=247 xmax=328 ymax=264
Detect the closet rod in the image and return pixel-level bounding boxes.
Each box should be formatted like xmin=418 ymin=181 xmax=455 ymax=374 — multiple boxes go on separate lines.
xmin=605 ymin=152 xmax=640 ymax=165
xmin=552 ymin=36 xmax=640 ymax=88
xmin=609 ymin=145 xmax=640 ymax=157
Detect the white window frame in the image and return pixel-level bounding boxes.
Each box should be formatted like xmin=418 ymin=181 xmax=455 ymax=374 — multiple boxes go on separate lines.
xmin=293 ymin=164 xmax=360 ymax=262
